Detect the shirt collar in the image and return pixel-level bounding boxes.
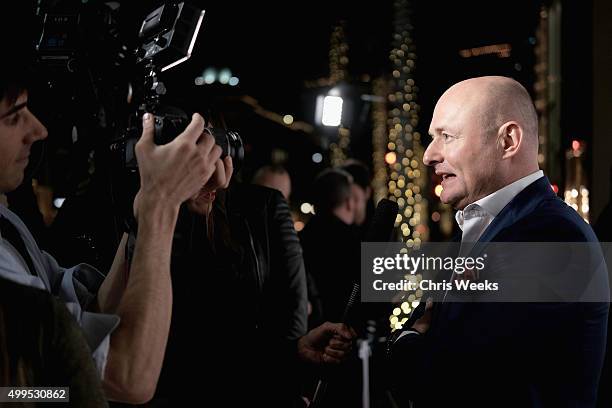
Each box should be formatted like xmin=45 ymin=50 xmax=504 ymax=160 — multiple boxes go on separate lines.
xmin=455 ymin=170 xmax=544 ymax=229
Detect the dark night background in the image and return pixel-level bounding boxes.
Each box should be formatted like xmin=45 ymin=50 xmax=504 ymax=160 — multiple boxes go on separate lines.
xmin=9 ymin=0 xmax=600 ymax=269
xmin=3 ymin=0 xmax=601 ymax=269
xmin=114 ymin=0 xmax=590 ymax=203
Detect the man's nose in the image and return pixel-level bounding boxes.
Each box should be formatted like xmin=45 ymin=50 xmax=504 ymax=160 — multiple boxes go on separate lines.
xmin=423 ymin=138 xmax=441 ymax=167
xmin=26 ymin=110 xmax=48 ymax=143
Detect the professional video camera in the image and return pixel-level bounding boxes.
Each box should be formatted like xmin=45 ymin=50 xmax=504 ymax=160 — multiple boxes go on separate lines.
xmin=112 ymin=2 xmax=244 ymax=172
xmin=105 ymin=2 xmax=245 ymax=232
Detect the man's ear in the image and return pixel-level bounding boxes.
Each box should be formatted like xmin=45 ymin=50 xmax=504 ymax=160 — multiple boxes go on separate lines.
xmin=498 ymin=121 xmax=523 ymax=159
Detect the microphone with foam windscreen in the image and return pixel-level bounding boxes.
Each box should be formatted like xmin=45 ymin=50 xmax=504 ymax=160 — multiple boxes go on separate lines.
xmin=365 ymin=198 xmax=399 ymax=242
xmin=310 ymin=198 xmax=399 ymax=408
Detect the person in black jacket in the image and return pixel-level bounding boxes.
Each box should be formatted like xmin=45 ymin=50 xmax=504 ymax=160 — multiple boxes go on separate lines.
xmin=118 ymin=153 xmax=354 ymax=407
xmin=299 ymin=168 xmax=363 ymax=407
xmin=388 ymin=76 xmax=609 ymax=407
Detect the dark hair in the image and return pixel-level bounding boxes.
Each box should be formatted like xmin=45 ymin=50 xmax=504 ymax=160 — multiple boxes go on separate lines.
xmin=340 ymin=159 xmax=371 ymax=190
xmin=0 ymin=67 xmax=30 ymax=106
xmin=0 ymin=5 xmax=37 ymax=105
xmin=312 ymin=168 xmax=353 ymax=215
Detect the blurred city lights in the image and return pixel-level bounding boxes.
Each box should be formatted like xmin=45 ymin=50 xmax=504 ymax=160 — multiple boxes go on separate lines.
xmin=203 ymin=68 xmax=216 ymax=84
xmin=300 ymin=203 xmax=314 ymax=214
xmin=218 ymin=68 xmax=232 ymax=84
xmin=53 ymin=198 xmax=66 ymax=208
xmin=434 ymin=184 xmax=443 ymax=197
xmin=385 ymin=152 xmax=397 ymax=164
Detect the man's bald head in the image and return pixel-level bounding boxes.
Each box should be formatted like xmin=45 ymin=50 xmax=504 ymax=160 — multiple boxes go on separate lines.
xmin=447 ymin=76 xmax=539 ymax=151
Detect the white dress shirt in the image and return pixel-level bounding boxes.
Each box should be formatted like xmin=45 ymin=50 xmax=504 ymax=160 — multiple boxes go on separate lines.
xmin=455 ymin=170 xmax=544 ymax=243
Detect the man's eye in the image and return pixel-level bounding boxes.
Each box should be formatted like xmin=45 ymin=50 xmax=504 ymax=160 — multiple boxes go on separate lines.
xmin=442 ymin=133 xmax=452 ymax=141
xmin=8 ymin=113 xmax=20 ymax=125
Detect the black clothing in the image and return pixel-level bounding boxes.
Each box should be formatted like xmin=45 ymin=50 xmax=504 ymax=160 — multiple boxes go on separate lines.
xmin=299 ymin=214 xmax=361 ymax=327
xmin=299 ymin=214 xmax=362 ymax=407
xmin=125 ymin=183 xmax=308 ymax=407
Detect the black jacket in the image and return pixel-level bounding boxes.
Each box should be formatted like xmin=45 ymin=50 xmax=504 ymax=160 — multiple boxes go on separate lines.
xmin=126 ymin=183 xmax=308 ymax=406
xmin=300 ymin=214 xmax=361 ymax=327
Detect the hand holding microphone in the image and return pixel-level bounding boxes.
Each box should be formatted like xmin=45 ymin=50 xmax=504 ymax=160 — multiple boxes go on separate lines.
xmin=309 ymin=199 xmax=399 ymax=407
xmin=298 ymin=322 xmax=357 ymax=365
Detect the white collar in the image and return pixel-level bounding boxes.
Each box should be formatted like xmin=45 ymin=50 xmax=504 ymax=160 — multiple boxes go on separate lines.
xmin=455 ymin=170 xmax=544 ymax=228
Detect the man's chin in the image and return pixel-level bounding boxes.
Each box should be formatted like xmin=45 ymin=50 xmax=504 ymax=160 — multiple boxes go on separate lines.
xmin=0 ymin=175 xmax=24 ymax=194
xmin=440 ymin=192 xmax=466 ymax=210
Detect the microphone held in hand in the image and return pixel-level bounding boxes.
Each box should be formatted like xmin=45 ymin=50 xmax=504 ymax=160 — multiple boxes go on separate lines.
xmin=311 ymin=200 xmax=398 ymax=407
xmin=311 ymin=285 xmax=361 ymax=408
xmin=342 ymin=282 xmax=360 ymax=322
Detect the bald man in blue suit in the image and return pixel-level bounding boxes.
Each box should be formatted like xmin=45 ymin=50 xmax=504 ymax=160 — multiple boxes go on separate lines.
xmin=388 ymin=77 xmax=609 ymax=408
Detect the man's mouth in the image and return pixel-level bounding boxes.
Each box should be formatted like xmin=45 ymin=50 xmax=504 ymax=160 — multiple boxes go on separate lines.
xmin=436 ymin=170 xmax=456 ymax=182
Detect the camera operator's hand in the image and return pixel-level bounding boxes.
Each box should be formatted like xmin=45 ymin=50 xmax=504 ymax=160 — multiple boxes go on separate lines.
xmin=134 ymin=113 xmax=222 ymax=217
xmin=186 ymin=155 xmax=233 ymax=216
xmin=205 ymin=154 xmax=233 ymax=191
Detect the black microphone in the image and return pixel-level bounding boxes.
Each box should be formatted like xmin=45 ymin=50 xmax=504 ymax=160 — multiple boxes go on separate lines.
xmin=341 ymin=199 xmax=398 ymax=323
xmin=342 ymin=199 xmax=398 ymax=322
xmin=365 ymin=198 xmax=399 ymax=242
xmin=310 ymin=199 xmax=398 ymax=407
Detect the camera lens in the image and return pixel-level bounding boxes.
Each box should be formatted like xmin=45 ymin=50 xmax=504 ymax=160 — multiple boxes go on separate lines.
xmin=209 ymin=128 xmax=244 ymax=166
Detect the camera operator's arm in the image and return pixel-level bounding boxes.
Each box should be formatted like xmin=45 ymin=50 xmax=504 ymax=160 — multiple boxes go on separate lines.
xmin=99 ymin=113 xmax=222 ymax=404
xmin=96 ymin=233 xmax=128 ymax=314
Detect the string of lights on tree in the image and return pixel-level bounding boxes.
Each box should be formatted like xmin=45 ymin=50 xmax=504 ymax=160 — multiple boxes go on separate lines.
xmin=385 ymin=0 xmax=429 ymax=331
xmin=329 ymin=22 xmax=348 ymax=84
xmin=328 ymin=21 xmax=351 ymax=166
xmin=372 ymin=77 xmax=390 ymax=204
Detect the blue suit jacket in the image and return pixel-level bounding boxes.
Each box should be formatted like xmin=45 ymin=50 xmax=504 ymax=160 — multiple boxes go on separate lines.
xmin=390 ymin=177 xmax=609 ymax=408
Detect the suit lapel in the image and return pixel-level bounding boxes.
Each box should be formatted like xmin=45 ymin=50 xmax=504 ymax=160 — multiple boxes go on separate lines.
xmin=476 ymin=176 xmax=555 ymax=246
xmin=440 ymin=177 xmax=555 ymax=321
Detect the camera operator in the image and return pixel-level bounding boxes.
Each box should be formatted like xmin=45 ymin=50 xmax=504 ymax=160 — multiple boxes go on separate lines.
xmin=0 ymin=26 xmax=227 ymax=403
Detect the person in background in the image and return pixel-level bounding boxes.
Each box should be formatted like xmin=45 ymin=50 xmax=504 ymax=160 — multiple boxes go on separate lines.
xmin=252 ymin=164 xmax=292 ymax=201
xmin=299 ymin=168 xmax=362 ymax=407
xmin=340 ymin=159 xmax=372 ymax=230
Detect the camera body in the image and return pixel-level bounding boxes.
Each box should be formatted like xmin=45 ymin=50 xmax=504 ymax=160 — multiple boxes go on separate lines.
xmin=114 ymin=2 xmax=244 ymax=171
xmin=119 ymin=105 xmax=244 ymax=171
xmin=107 ymin=2 xmax=244 ymax=232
